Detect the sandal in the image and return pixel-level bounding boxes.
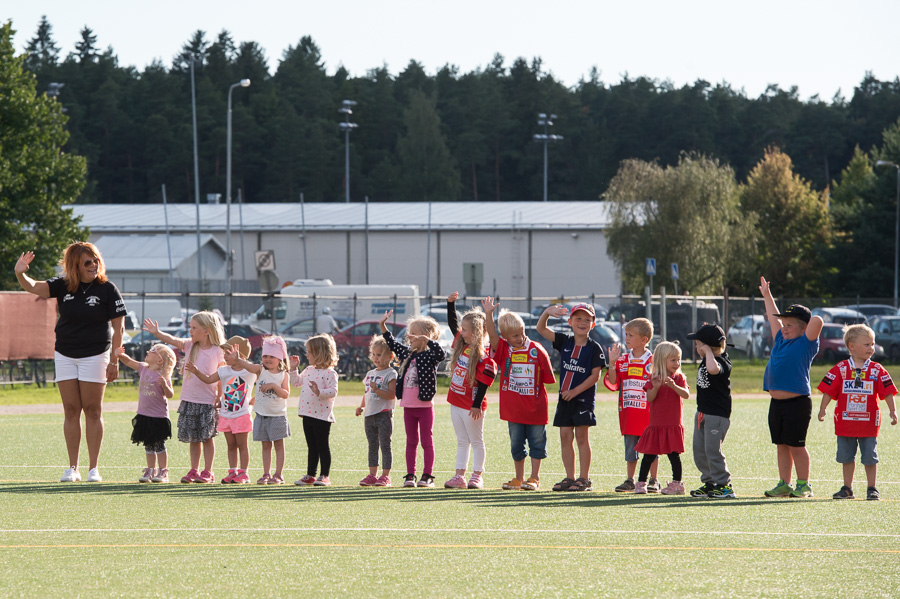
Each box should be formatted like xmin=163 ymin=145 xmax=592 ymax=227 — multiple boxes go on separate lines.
xmin=552 ymin=477 xmax=576 ymax=492
xmin=521 ymin=477 xmax=540 ymax=491
xmin=566 ymin=477 xmax=593 ymax=492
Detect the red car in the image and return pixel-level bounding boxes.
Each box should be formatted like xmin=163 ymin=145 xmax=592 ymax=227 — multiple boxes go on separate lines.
xmin=332 ymin=320 xmax=406 ymax=350
xmin=815 ymin=323 xmax=849 ymax=363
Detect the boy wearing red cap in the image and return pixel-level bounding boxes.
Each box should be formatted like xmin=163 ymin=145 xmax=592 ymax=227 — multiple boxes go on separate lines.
xmin=537 ymin=303 xmax=606 ymax=492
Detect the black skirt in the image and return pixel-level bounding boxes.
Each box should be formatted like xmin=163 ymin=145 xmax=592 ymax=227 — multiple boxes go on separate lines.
xmin=131 ymin=414 xmax=172 ymax=446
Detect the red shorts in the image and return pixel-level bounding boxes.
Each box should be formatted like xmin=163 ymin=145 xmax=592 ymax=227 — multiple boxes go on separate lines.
xmin=217 ymin=413 xmax=253 ymax=434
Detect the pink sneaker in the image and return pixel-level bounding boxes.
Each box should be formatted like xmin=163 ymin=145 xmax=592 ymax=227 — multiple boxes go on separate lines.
xmin=181 ymin=469 xmax=199 ymax=484
xmin=269 ymin=474 xmax=284 ymax=485
xmin=221 ymin=469 xmax=237 ymax=484
xmin=257 ymin=473 xmax=272 ymax=485
xmin=660 ymin=480 xmax=686 ymax=495
xmin=313 ymin=475 xmax=331 ymax=486
xmin=375 ymin=475 xmax=391 ymax=487
xmin=295 ymin=475 xmax=316 ymax=486
xmin=467 ymin=473 xmax=484 ymax=489
xmin=444 ymin=474 xmax=468 ymax=489
xmin=151 ymin=468 xmax=169 ymax=483
xmin=194 ymin=470 xmax=215 ymax=483
xmin=138 ymin=467 xmax=154 ymax=483
xmin=360 ymin=474 xmax=378 ymax=486
xmin=233 ymin=471 xmax=250 ymax=484
xmin=634 ymin=481 xmax=648 ymax=494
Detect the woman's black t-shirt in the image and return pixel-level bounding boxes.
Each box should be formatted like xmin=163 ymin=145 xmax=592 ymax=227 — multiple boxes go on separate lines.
xmin=47 ymin=277 xmax=127 ymax=358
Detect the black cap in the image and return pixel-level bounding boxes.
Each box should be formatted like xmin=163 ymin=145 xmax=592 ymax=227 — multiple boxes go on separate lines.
xmin=775 ymin=304 xmax=811 ymax=324
xmin=687 ymin=324 xmax=727 ymax=346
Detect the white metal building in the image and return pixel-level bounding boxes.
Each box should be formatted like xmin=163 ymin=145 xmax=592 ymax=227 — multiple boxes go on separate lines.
xmin=71 ymin=201 xmax=619 ymax=303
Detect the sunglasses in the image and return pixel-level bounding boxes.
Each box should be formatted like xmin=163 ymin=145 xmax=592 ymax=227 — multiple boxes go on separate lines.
xmin=83 ymin=258 xmax=99 ymax=267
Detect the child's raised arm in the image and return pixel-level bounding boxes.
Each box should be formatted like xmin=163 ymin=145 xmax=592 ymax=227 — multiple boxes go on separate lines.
xmin=447 ymin=291 xmax=459 ymax=336
xmin=378 ymin=309 xmax=393 ymax=334
xmin=536 ymin=305 xmax=567 ymax=342
xmin=758 ymin=277 xmax=781 ymax=341
xmin=114 ymin=347 xmax=144 ymax=372
xmin=805 ymin=315 xmax=824 ymax=341
xmin=143 ymin=318 xmax=186 ymax=350
xmin=184 ymin=361 xmax=219 ymax=385
xmin=481 ymin=297 xmax=500 ymax=350
xmin=225 ymin=345 xmax=263 ymax=375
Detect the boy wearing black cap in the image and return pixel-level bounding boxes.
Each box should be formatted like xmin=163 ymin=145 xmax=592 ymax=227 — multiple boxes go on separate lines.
xmin=759 ymin=276 xmax=824 ymax=498
xmin=687 ymin=324 xmax=734 ymax=498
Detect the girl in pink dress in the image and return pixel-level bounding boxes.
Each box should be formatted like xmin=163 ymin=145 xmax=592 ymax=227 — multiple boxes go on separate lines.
xmin=634 ymin=341 xmax=690 ymax=495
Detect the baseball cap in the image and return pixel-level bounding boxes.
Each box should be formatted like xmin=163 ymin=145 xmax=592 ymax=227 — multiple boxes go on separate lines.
xmin=569 ymin=303 xmax=596 ymax=320
xmin=687 ymin=324 xmax=728 ymax=346
xmin=774 ymin=304 xmax=811 ymax=324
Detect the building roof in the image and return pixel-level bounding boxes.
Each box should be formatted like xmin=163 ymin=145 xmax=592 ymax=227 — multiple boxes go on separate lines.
xmin=94 ymin=234 xmax=225 ymax=272
xmin=70 ymin=201 xmax=612 ymax=233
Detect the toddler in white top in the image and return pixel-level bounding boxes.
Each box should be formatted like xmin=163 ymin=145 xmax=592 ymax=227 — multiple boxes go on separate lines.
xmin=356 ymin=335 xmax=398 ymax=487
xmin=291 ymin=334 xmax=339 ymax=486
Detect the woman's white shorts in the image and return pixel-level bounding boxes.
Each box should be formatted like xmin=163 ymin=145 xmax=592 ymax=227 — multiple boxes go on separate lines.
xmin=54 ymin=351 xmax=109 ymax=384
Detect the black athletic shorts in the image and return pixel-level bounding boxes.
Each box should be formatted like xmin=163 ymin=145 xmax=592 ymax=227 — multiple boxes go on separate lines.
xmin=768 ymin=395 xmax=812 ymax=447
xmin=552 ymin=399 xmax=597 ymax=428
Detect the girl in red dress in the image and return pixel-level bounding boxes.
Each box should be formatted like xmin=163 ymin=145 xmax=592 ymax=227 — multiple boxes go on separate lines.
xmin=634 ymin=342 xmax=690 ymax=495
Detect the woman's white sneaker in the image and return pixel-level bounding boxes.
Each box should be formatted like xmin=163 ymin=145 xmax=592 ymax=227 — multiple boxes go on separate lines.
xmin=60 ymin=468 xmax=81 ymax=482
xmin=87 ymin=468 xmax=102 ymax=482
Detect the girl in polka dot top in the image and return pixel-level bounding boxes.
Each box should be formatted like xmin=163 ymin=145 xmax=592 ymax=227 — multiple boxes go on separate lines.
xmin=290 ymin=334 xmax=339 ymax=487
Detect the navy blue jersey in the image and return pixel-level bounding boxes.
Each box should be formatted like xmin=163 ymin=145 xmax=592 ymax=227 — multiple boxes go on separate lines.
xmin=552 ymin=332 xmax=606 ymax=405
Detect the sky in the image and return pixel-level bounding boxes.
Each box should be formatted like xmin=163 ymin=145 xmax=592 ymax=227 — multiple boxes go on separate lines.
xmin=5 ymin=0 xmax=900 ymax=101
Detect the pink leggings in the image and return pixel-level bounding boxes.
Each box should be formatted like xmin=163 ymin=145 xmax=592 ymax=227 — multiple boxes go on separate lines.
xmin=404 ymin=406 xmax=435 ymax=475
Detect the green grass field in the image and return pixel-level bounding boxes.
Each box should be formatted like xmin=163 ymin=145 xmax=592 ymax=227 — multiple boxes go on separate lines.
xmin=1 ymin=389 xmax=900 ymax=597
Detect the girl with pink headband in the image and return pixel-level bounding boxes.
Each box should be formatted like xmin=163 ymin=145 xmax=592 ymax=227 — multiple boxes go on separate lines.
xmin=224 ymin=335 xmax=291 ymax=484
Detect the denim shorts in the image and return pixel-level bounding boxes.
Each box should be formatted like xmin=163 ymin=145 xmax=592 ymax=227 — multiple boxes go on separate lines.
xmin=836 ymin=436 xmax=878 ymax=466
xmin=623 ymin=434 xmax=640 ymax=462
xmin=508 ymin=422 xmax=548 ymax=461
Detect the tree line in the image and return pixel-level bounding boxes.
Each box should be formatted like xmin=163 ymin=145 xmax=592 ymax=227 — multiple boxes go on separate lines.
xmin=6 ymin=17 xmax=900 ymax=297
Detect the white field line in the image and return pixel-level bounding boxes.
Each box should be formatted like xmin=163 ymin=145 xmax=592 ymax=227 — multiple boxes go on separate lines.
xmin=0 ymin=527 xmax=898 ymax=539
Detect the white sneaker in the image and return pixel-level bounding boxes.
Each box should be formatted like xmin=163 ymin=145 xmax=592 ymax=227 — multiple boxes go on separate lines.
xmin=138 ymin=467 xmax=154 ymax=483
xmin=87 ymin=468 xmax=102 ymax=482
xmin=60 ymin=467 xmax=81 ymax=482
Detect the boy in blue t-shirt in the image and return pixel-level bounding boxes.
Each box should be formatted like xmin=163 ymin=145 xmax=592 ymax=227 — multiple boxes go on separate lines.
xmin=537 ymin=303 xmax=606 ymax=492
xmin=759 ymin=276 xmax=823 ymax=498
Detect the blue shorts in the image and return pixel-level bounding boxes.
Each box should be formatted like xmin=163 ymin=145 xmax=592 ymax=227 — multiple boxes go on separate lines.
xmin=624 ymin=434 xmax=640 ymax=462
xmin=552 ymin=399 xmax=596 ymax=428
xmin=508 ymin=422 xmax=548 ymax=461
xmin=836 ymin=436 xmax=878 ymax=466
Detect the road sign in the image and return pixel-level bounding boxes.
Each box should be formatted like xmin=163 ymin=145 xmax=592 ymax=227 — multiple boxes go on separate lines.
xmin=645 ymin=258 xmax=656 ymax=276
xmin=258 ymin=270 xmax=280 ymax=293
xmin=671 ymin=263 xmax=679 ymax=280
xmin=255 ymin=250 xmax=275 ymax=271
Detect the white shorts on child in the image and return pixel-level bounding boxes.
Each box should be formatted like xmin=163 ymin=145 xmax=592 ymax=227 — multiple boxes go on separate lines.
xmin=54 ymin=351 xmax=109 ymax=384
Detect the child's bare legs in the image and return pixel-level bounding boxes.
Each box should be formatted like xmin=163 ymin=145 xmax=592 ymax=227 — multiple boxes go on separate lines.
xmin=530 ymin=457 xmax=542 ymax=481
xmin=262 ymin=441 xmax=273 ymax=474
xmin=234 ymin=432 xmax=250 ymax=470
xmin=157 ymin=450 xmax=168 ymax=470
xmin=574 ymin=426 xmax=591 ymax=479
xmin=189 ymin=442 xmax=202 ymax=471
xmin=273 ymin=439 xmax=285 ymax=477
xmin=202 ymin=438 xmax=215 ymax=472
xmin=865 ymin=464 xmax=877 ymax=488
xmin=842 ymin=462 xmax=855 ymax=488
xmin=560 ymin=427 xmax=575 ymax=479
xmin=626 ymin=459 xmax=637 ymax=480
xmin=145 ymin=451 xmax=158 ymax=470
xmin=225 ymin=432 xmax=239 ymax=469
xmin=514 ymin=459 xmax=525 ymax=481
xmin=777 ymin=444 xmax=810 ymax=481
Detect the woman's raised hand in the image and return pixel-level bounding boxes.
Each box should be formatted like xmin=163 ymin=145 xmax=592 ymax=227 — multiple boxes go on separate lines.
xmin=14 ymin=251 xmax=34 ymax=275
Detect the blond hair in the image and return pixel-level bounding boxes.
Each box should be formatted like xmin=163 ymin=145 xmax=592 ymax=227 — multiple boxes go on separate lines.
xmin=306 ymin=334 xmax=339 ymax=369
xmin=184 ymin=311 xmax=225 ymax=380
xmin=650 ymin=341 xmax=682 ymax=384
xmin=150 ymin=344 xmax=177 ymax=381
xmin=844 ymin=324 xmax=875 ymax=347
xmin=405 ymin=315 xmax=441 ymax=341
xmin=497 ymin=309 xmax=525 ymax=336
xmin=625 ymin=317 xmax=654 ymax=340
xmin=449 ymin=310 xmax=487 ymax=387
xmin=369 ymin=335 xmax=395 ymax=365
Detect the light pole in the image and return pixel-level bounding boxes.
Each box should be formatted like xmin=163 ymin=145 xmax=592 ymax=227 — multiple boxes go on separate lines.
xmin=875 ymin=160 xmax=900 ymax=308
xmin=533 ymin=112 xmax=563 ymax=202
xmin=339 ymin=100 xmax=358 ymax=203
xmin=189 ymin=56 xmax=203 ymax=281
xmin=226 ymin=78 xmax=251 ymax=322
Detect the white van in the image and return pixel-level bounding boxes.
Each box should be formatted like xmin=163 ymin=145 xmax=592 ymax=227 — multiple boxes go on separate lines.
xmin=245 ymin=283 xmax=420 ymax=331
xmin=124 ymin=298 xmax=184 ymax=328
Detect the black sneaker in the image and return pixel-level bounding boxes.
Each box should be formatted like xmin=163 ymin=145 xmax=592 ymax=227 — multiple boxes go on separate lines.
xmin=417 ymin=473 xmax=435 ymax=488
xmin=614 ymin=478 xmax=635 ymax=492
xmin=707 ymin=483 xmax=736 ymax=499
xmin=867 ymin=486 xmax=880 ymax=501
xmin=690 ymin=483 xmax=715 ymax=497
xmin=832 ymin=485 xmax=854 ymax=500
xmin=403 ymin=474 xmax=417 ymax=488
xmin=647 ymin=478 xmax=661 ymax=493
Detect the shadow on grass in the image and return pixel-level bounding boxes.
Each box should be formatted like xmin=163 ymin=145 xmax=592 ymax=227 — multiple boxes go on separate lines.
xmin=0 ymin=482 xmax=804 ymax=509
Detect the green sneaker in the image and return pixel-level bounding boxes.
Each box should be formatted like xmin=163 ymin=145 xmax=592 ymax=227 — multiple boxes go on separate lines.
xmin=790 ymin=481 xmax=813 ymax=498
xmin=764 ymin=480 xmax=793 ymax=497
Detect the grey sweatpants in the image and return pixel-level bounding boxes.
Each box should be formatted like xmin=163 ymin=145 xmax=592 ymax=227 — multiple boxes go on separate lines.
xmin=692 ymin=412 xmax=731 ymax=486
xmin=365 ymin=410 xmax=393 ymax=470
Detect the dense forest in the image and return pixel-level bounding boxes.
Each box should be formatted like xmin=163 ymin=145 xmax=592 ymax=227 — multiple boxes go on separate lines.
xmin=18 ymin=16 xmax=900 ymax=207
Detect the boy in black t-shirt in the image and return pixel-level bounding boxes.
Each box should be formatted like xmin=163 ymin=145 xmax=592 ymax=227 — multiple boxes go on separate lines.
xmin=687 ymin=324 xmax=735 ymax=498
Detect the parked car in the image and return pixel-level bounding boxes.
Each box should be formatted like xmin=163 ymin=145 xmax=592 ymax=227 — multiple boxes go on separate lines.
xmin=727 ymin=315 xmax=769 ymax=359
xmin=332 ymin=320 xmax=406 ymax=350
xmin=123 ymin=327 xmax=181 ymax=361
xmin=811 ymin=307 xmax=867 ymax=325
xmin=223 ymin=323 xmax=271 ymax=361
xmin=815 ymin=324 xmax=850 ymax=363
xmin=277 ymin=316 xmax=352 ymax=339
xmin=871 ymin=316 xmax=900 ymax=362
xmin=607 ymin=300 xmax=720 ymax=350
xmin=836 ymin=304 xmax=898 ymax=319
